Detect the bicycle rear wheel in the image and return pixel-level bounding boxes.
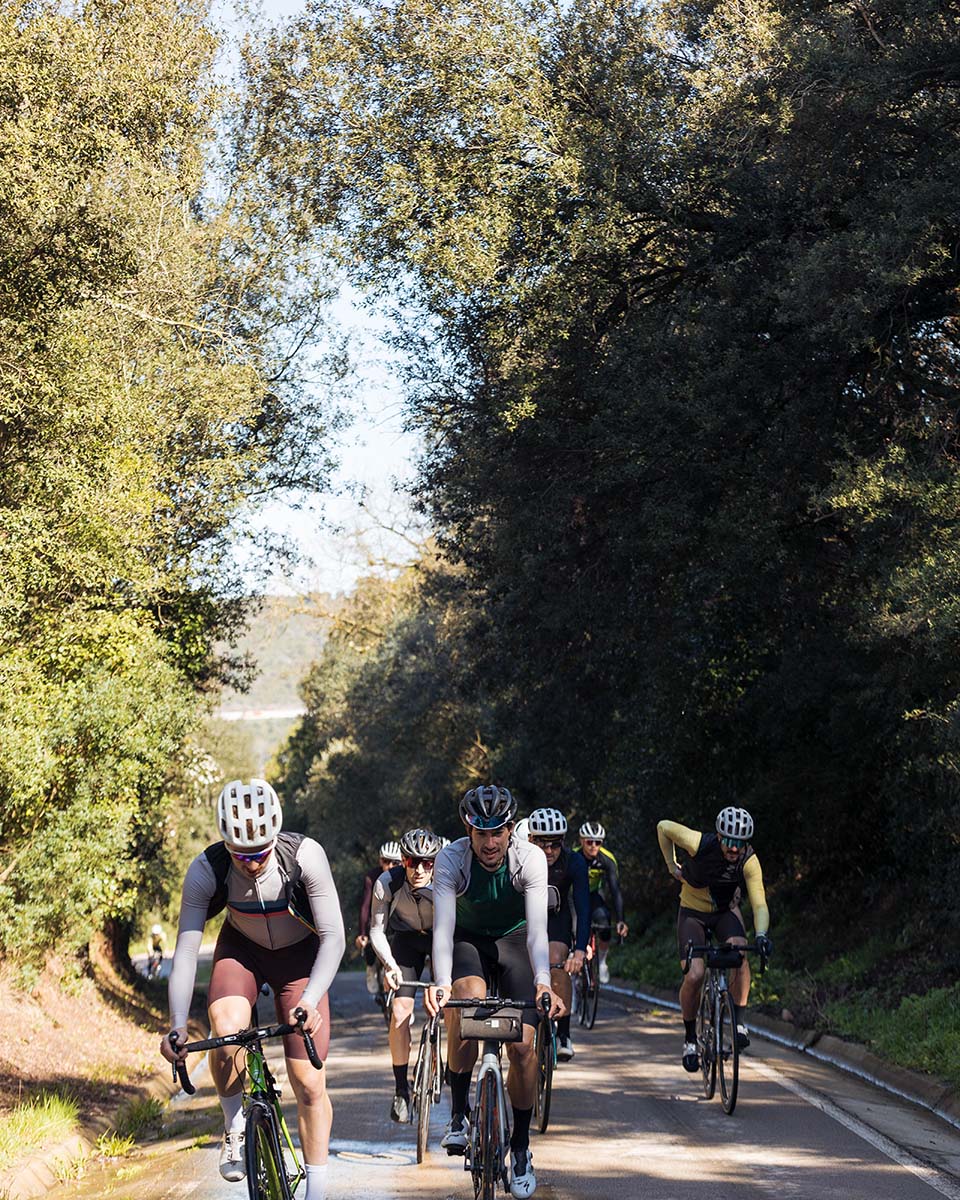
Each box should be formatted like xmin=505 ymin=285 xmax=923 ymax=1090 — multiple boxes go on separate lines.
xmin=534 ymin=1019 xmax=554 ymax=1133
xmin=245 ymin=1102 xmax=294 ymax=1200
xmin=697 ymin=978 xmax=717 ymax=1101
xmin=718 ymin=990 xmax=740 ymax=1114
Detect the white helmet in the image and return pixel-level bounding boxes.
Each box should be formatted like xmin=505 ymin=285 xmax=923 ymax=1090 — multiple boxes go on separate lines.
xmin=579 ymin=821 xmax=606 ymax=841
xmin=150 ymin=924 xmax=163 ymax=936
xmin=716 ymin=806 xmax=753 ymax=841
xmin=217 ymin=779 xmax=282 ymax=848
xmin=439 ymin=837 xmax=451 ymax=849
xmin=529 ymin=808 xmax=568 ymax=837
xmin=380 ymin=841 xmax=402 ymax=862
xmin=514 ymin=818 xmax=530 ymax=841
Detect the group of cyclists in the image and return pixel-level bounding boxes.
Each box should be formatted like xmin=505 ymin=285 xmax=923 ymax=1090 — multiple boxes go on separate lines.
xmin=160 ymin=777 xmax=769 ymax=1199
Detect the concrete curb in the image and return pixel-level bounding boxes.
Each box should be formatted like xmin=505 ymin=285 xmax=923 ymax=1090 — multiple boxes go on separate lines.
xmin=605 ymin=977 xmax=960 ymax=1133
xmin=0 ymin=1018 xmax=207 ymax=1200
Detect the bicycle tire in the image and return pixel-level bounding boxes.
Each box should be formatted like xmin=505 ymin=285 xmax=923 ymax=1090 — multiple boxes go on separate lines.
xmin=415 ymin=1026 xmax=432 ymax=1163
xmin=534 ymin=1019 xmax=554 ymax=1133
xmin=245 ymin=1102 xmax=293 ymax=1200
xmin=718 ymin=989 xmax=740 ymax=1115
xmin=584 ymin=962 xmax=600 ymax=1029
xmin=474 ymin=1072 xmax=499 ymax=1200
xmin=577 ymin=963 xmax=592 ymax=1027
xmin=697 ymin=977 xmax=717 ymax=1101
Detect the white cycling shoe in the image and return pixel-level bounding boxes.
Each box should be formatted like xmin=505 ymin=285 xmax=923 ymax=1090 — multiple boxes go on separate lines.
xmin=598 ymin=959 xmax=610 ymax=984
xmin=556 ymin=1037 xmax=574 ymax=1062
xmin=511 ymin=1147 xmax=537 ymax=1198
xmin=441 ymin=1113 xmax=470 ymax=1155
xmin=219 ymin=1131 xmax=246 ymax=1182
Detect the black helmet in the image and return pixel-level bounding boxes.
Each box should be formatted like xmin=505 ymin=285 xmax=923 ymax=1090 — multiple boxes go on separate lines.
xmin=459 ymin=785 xmax=517 ymax=830
xmin=399 ymin=827 xmax=442 ymax=858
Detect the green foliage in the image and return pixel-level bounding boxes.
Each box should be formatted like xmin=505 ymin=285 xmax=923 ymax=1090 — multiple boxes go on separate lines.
xmin=0 ymin=0 xmax=340 ymax=963
xmin=252 ymin=0 xmax=960 ymax=950
xmin=0 ymin=1090 xmax=80 ymax=1171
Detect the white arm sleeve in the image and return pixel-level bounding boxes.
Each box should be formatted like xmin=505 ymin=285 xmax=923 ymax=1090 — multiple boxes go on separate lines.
xmin=431 ymin=849 xmax=459 ymax=989
xmin=369 ymin=872 xmax=399 ymax=974
xmin=168 ymin=855 xmax=216 ymax=1029
xmin=521 ymin=848 xmax=552 ymax=989
xmin=298 ymin=839 xmax=347 ymax=1008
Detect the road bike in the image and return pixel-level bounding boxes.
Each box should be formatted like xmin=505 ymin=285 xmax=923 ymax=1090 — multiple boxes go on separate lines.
xmin=145 ymin=950 xmax=163 ymax=981
xmin=444 ymin=995 xmax=549 ymax=1200
xmin=171 ymin=1008 xmax=323 ymax=1199
xmin=682 ymin=939 xmax=767 ymax=1115
xmin=573 ymin=927 xmax=603 ymax=1030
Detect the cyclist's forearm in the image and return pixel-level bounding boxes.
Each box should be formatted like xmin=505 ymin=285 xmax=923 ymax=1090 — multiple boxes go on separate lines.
xmin=368 ymin=901 xmax=395 ymax=971
xmin=743 ymin=856 xmax=769 ymax=935
xmin=523 ymin=880 xmax=552 ymax=988
xmin=573 ymin=874 xmax=591 ymax=953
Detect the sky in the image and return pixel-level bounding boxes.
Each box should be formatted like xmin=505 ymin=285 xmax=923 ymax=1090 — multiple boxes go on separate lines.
xmin=219 ymin=0 xmax=425 ymax=597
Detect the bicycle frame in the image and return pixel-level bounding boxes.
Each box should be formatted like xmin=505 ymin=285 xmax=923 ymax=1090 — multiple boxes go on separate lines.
xmin=245 ymin=1042 xmax=303 ymax=1192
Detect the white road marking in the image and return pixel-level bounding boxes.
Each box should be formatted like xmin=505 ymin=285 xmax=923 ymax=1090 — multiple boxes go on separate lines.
xmin=750 ymin=1058 xmax=960 ymax=1199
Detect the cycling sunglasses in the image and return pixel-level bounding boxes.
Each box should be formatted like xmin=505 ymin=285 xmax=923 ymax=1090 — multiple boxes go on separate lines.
xmin=466 ymin=815 xmax=511 ymax=830
xmin=403 ymin=855 xmax=435 ymax=870
xmin=719 ymin=835 xmax=747 ymax=850
xmin=531 ymin=837 xmax=564 ymax=849
xmin=229 ymin=844 xmax=275 ymax=864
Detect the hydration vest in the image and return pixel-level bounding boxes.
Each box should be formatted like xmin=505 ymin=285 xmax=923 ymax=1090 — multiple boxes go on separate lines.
xmin=203 ymin=831 xmax=317 ymax=934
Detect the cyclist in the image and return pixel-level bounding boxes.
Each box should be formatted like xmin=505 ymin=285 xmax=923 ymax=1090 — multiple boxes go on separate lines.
xmin=357 ymin=841 xmax=402 ymax=994
xmin=425 ymin=785 xmax=562 ymax=1199
xmin=573 ymin=822 xmax=628 ymax=983
xmin=657 ymin=806 xmax=771 ymax=1073
xmin=527 ymin=808 xmax=589 ymax=1062
xmin=368 ymin=827 xmax=441 ymax=1123
xmin=160 ymin=779 xmax=345 ymax=1200
xmin=146 ymin=923 xmax=166 ymax=978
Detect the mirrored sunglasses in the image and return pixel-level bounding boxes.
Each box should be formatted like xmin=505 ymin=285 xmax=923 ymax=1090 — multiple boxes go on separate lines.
xmin=404 ymin=856 xmax=435 ymax=870
xmin=720 ymin=835 xmax=746 ymax=850
xmin=532 ymin=837 xmax=564 ymax=849
xmin=229 ymin=844 xmax=274 ymax=864
xmin=467 ymin=815 xmax=509 ymax=830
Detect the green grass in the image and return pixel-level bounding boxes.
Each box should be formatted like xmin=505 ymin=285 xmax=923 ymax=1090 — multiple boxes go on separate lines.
xmin=825 ymin=985 xmax=960 ymax=1082
xmin=0 ymin=1090 xmax=80 ymax=1172
xmin=114 ymin=1097 xmax=164 ymax=1140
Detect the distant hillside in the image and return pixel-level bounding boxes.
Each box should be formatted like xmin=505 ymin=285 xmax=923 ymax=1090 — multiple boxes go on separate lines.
xmin=219 ymin=594 xmax=339 ymax=711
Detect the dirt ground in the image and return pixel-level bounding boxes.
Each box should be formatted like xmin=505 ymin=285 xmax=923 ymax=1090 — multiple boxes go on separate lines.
xmin=0 ymin=941 xmax=167 ymax=1119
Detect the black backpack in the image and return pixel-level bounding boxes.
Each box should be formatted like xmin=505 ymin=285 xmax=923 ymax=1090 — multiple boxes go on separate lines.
xmin=203 ymin=831 xmax=317 ymax=934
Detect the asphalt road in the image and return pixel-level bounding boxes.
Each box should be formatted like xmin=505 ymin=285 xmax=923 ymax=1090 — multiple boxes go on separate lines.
xmin=41 ymin=971 xmax=960 ymax=1200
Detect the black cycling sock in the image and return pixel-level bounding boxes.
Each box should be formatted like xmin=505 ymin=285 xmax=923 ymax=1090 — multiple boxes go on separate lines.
xmin=392 ymin=1064 xmax=409 ymax=1095
xmin=557 ymin=1014 xmax=571 ymax=1040
xmin=449 ymin=1070 xmax=472 ymax=1118
xmin=510 ymin=1106 xmax=533 ymax=1154
xmin=684 ymin=1019 xmax=697 ymax=1041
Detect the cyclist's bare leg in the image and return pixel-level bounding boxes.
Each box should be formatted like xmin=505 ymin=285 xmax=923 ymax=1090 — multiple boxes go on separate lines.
xmin=443 ymin=974 xmax=484 ymax=1076
xmin=287 ymin=1055 xmax=332 ymax=1163
xmin=679 ymin=956 xmax=705 ymax=1021
xmin=388 ymin=994 xmax=414 ymax=1067
xmin=208 ymin=996 xmax=253 ymax=1097
xmin=549 ymin=940 xmax=572 ymax=1015
xmin=504 ymin=1023 xmax=536 ymax=1109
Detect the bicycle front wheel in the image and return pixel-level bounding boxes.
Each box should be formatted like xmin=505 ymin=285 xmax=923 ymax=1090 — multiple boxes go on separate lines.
xmin=473 ymin=1072 xmax=500 ymax=1200
xmin=584 ymin=962 xmax=600 ymax=1029
xmin=697 ymin=979 xmax=717 ymax=1101
xmin=414 ymin=1026 xmax=433 ymax=1163
xmin=245 ymin=1102 xmax=293 ymax=1200
xmin=718 ymin=989 xmax=740 ymax=1115
xmin=534 ymin=1019 xmax=554 ymax=1134
xmin=576 ymin=966 xmax=588 ymax=1027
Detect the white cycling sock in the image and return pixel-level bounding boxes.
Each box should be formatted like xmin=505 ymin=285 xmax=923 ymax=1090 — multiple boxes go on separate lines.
xmin=219 ymin=1091 xmax=245 ymax=1134
xmin=304 ymin=1163 xmax=328 ymax=1200
xmin=599 ymin=949 xmax=608 ymax=963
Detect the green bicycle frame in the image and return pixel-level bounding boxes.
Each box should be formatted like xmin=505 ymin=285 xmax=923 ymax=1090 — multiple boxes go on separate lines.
xmin=246 ymin=1045 xmax=304 ymax=1195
